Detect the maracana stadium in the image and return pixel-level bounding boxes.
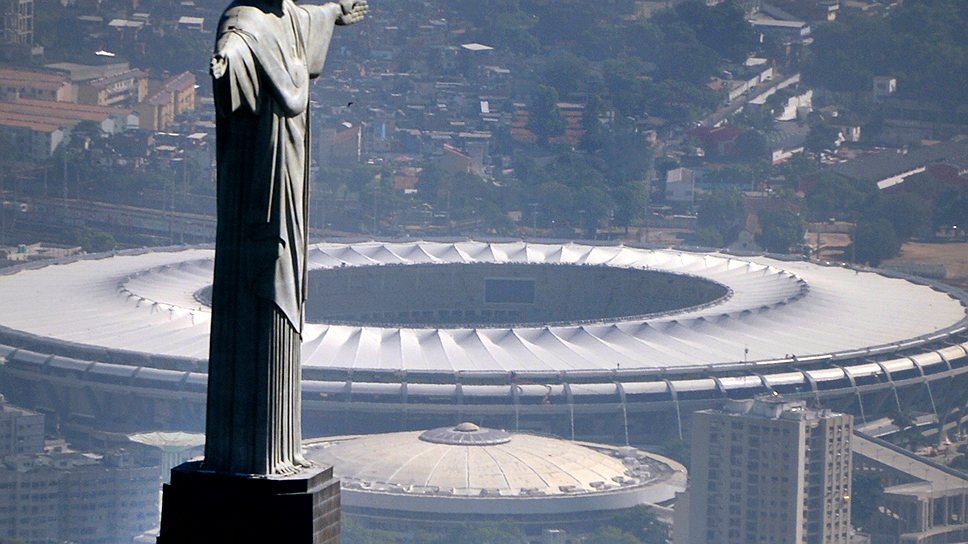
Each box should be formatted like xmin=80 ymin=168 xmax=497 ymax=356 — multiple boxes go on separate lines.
xmin=0 ymin=240 xmax=966 ymax=444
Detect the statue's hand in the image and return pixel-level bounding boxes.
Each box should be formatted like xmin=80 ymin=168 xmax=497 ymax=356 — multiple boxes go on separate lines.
xmin=210 ymin=54 xmax=228 ymax=79
xmin=336 ymin=0 xmax=368 ymax=25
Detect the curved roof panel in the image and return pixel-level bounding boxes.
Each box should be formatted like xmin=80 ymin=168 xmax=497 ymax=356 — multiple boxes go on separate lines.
xmin=0 ymin=242 xmax=963 ymax=374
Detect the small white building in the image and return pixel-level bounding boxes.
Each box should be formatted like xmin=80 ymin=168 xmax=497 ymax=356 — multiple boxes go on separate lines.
xmin=666 ymin=167 xmax=696 ymax=204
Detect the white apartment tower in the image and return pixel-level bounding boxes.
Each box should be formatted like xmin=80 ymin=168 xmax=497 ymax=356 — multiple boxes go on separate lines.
xmin=682 ymin=398 xmax=852 ymax=544
xmin=0 ymin=394 xmax=43 ymax=457
xmin=1 ymin=0 xmax=32 ymax=45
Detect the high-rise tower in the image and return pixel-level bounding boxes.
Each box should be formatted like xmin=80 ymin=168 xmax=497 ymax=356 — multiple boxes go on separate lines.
xmin=1 ymin=0 xmax=32 ymax=46
xmin=680 ymin=398 xmax=852 ymax=544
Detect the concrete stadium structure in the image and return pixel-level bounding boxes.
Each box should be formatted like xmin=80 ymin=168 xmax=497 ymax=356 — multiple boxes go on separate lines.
xmin=303 ymin=422 xmax=686 ymax=533
xmin=0 ymin=240 xmax=966 ymax=444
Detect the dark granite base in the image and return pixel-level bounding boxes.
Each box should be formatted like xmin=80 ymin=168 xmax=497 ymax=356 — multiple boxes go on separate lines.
xmin=158 ymin=461 xmax=340 ymax=543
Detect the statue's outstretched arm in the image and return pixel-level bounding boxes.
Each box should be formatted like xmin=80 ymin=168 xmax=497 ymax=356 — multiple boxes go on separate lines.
xmin=299 ymin=1 xmax=367 ymax=78
xmin=336 ymin=0 xmax=368 ymax=25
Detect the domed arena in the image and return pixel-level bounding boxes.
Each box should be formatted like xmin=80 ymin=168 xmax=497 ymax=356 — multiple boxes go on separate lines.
xmin=303 ymin=422 xmax=686 ymax=533
xmin=0 ymin=240 xmax=966 ymax=443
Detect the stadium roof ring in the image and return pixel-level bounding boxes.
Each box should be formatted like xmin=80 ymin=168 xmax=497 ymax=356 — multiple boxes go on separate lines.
xmin=0 ymin=240 xmax=967 ymax=441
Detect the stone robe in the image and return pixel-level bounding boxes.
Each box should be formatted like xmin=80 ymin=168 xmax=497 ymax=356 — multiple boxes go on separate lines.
xmin=205 ymin=0 xmax=340 ymax=475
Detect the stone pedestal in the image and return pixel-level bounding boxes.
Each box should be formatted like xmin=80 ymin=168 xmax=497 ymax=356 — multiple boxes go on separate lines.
xmin=157 ymin=461 xmax=339 ymax=544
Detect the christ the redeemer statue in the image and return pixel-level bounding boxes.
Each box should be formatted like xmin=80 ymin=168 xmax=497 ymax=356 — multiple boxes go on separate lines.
xmin=158 ymin=3 xmax=365 ymax=540
xmin=205 ymin=0 xmax=367 ymax=475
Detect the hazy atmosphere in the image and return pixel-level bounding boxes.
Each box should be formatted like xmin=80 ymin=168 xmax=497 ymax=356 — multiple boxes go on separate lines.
xmin=1 ymin=0 xmax=968 ymax=543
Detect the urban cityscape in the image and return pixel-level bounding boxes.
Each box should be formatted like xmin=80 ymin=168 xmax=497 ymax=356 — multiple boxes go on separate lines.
xmin=1 ymin=0 xmax=967 ymax=543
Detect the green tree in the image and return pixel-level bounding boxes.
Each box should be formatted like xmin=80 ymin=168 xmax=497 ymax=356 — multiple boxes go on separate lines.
xmin=341 ymin=518 xmax=405 ymax=544
xmin=697 ymin=189 xmax=745 ymax=246
xmin=735 ymin=130 xmax=768 ymax=162
xmin=933 ymin=188 xmax=968 ymax=232
xmin=807 ymin=3 xmax=968 ymax=107
xmin=528 ymin=85 xmax=566 ymax=144
xmin=70 ymin=226 xmax=117 ymax=253
xmin=454 ymin=0 xmax=539 ymax=55
xmin=624 ymin=20 xmax=663 ymax=60
xmin=443 ymin=522 xmax=528 ymax=544
xmin=537 ymin=52 xmax=600 ymax=98
xmin=654 ymin=37 xmax=719 ymax=85
xmin=580 ymin=96 xmax=608 ymax=153
xmin=805 ymin=123 xmax=840 ymax=157
xmin=806 ymin=17 xmax=888 ymax=93
xmin=865 ymin=192 xmax=932 ymax=240
xmin=671 ymin=0 xmax=754 ymax=63
xmin=530 ymin=0 xmax=598 ymax=46
xmin=612 ymin=180 xmax=647 ymax=233
xmin=757 ymin=209 xmax=805 ymax=253
xmin=696 ymin=226 xmax=725 ymax=248
xmin=587 ymin=526 xmax=644 ymax=544
xmin=574 ymin=185 xmax=611 ymax=230
xmin=603 ymin=505 xmax=669 ymax=544
xmin=804 ymin=174 xmax=871 ymax=221
xmin=647 ymin=80 xmax=721 ymax=124
xmin=602 ymin=121 xmax=653 ymax=183
xmin=852 ymin=218 xmax=900 ymax=266
xmin=603 ymin=58 xmax=650 ymax=118
xmin=536 ymin=180 xmax=578 ymax=226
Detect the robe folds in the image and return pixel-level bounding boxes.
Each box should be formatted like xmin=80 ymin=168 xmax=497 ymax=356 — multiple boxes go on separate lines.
xmin=204 ymin=0 xmax=340 ymax=475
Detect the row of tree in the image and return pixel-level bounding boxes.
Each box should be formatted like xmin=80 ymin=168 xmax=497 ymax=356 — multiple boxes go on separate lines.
xmin=342 ymin=505 xmax=668 ymax=544
xmin=806 ymin=0 xmax=968 ymax=107
xmin=695 ymin=188 xmax=806 ymax=254
xmin=527 ymin=1 xmax=750 ymax=123
xmin=694 ymin=173 xmax=968 ymax=264
xmin=805 ymin=173 xmax=968 ymax=265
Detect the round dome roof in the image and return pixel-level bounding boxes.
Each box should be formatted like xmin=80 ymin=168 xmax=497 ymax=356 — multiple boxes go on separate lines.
xmin=305 ymin=427 xmax=686 ymax=515
xmin=419 ymin=423 xmax=512 ymax=445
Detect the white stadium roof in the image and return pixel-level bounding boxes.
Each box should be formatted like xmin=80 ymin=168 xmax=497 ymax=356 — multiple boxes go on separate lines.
xmin=0 ymin=241 xmax=964 ymax=374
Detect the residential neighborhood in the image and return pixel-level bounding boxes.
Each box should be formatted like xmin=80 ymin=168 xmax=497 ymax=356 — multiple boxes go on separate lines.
xmin=0 ymin=0 xmax=964 ymax=265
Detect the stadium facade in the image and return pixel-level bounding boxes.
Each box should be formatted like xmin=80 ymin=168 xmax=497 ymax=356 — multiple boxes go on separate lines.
xmin=0 ymin=240 xmax=966 ymax=444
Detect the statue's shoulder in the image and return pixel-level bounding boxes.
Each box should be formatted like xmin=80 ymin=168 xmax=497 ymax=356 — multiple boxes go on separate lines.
xmin=219 ymin=1 xmax=273 ymax=29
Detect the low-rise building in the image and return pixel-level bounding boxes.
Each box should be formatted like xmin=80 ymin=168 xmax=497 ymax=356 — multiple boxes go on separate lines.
xmin=46 ymin=62 xmax=149 ymax=107
xmin=750 ymin=17 xmax=812 ymax=43
xmin=881 ymin=98 xmax=968 ymax=145
xmin=76 ymin=68 xmax=148 ymax=107
xmin=0 ymin=65 xmax=73 ymax=101
xmin=0 ymin=97 xmax=134 ymax=158
xmin=666 ymin=167 xmax=696 ymax=204
xmin=0 ymin=116 xmax=65 ymax=159
xmin=0 ymin=397 xmax=161 ymax=544
xmin=806 ymin=137 xmax=968 ymax=192
xmin=318 ymin=123 xmax=362 ymax=166
xmin=134 ymin=71 xmax=196 ymax=131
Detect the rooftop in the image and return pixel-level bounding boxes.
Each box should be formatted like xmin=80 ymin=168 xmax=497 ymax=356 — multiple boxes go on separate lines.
xmin=0 ymin=242 xmax=963 ymax=373
xmin=305 ymin=424 xmax=686 ymax=512
xmin=827 ymin=138 xmax=968 ymax=187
